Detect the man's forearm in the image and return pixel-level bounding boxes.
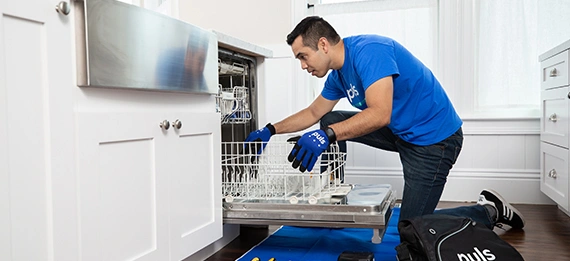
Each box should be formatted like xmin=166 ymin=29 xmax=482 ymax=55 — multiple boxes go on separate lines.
xmin=329 ymin=107 xmax=389 ymax=141
xmin=272 ymin=108 xmax=321 ymax=135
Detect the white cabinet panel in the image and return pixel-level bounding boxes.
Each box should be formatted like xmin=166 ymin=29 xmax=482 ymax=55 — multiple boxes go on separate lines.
xmin=168 ymin=114 xmax=221 ymax=260
xmin=76 ymin=111 xmax=221 ymax=261
xmin=541 ymin=142 xmax=569 ymax=210
xmin=541 ymin=87 xmax=569 ymax=148
xmin=1 ymin=0 xmax=76 ymax=260
xmin=76 ymin=112 xmax=170 ymax=261
xmin=1 ymin=14 xmax=50 ymax=261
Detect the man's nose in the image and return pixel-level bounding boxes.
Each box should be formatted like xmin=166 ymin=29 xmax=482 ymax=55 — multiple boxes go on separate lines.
xmin=300 ymin=61 xmax=308 ymax=69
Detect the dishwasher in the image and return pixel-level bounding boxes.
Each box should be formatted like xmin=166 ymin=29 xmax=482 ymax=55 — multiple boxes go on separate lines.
xmin=215 ymin=48 xmax=396 ymax=243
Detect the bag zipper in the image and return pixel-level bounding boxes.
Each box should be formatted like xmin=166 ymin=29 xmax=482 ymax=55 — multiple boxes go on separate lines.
xmin=436 ymin=219 xmax=472 ymax=261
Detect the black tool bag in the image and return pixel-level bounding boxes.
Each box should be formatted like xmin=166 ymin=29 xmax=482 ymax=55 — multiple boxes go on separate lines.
xmin=395 ymin=214 xmax=525 ymax=261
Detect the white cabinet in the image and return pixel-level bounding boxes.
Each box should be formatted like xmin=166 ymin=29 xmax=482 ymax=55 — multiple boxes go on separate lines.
xmin=76 ymin=112 xmax=221 ymax=261
xmin=540 ymin=45 xmax=570 ymax=214
xmin=1 ymin=1 xmax=78 ymax=260
xmin=1 ymin=0 xmax=222 ymax=260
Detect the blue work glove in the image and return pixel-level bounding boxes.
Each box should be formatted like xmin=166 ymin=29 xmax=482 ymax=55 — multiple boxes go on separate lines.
xmin=244 ymin=123 xmax=276 ymax=155
xmin=288 ymin=127 xmax=337 ymax=172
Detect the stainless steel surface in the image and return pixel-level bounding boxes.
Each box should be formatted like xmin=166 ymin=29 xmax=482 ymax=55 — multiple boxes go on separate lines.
xmin=223 ymin=184 xmax=396 ymax=243
xmin=223 ymin=184 xmax=396 ymax=228
xmin=172 ymin=119 xmax=182 ymax=129
xmin=218 ymin=48 xmax=259 ymax=142
xmin=159 ymin=120 xmax=170 ymax=130
xmin=74 ymin=0 xmax=218 ymax=94
xmin=56 ymin=1 xmax=70 ymax=15
xmin=372 ymin=228 xmax=382 ymax=244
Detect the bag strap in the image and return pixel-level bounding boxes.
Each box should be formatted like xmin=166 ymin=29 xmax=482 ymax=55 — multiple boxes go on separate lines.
xmin=395 ymin=242 xmax=413 ymax=261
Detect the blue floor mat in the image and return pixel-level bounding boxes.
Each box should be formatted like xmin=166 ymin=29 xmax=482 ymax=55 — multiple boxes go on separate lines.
xmin=237 ymin=208 xmax=400 ymax=261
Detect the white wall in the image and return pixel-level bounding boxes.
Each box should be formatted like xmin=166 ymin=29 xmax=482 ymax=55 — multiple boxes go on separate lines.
xmin=538 ymin=0 xmax=570 ymax=55
xmin=178 ymin=0 xmax=292 ymax=46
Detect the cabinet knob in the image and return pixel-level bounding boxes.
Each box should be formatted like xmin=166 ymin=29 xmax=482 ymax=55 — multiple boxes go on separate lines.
xmin=159 ymin=120 xmax=170 ymax=130
xmin=548 ymin=169 xmax=557 ymax=179
xmin=549 ymin=113 xmax=558 ymax=122
xmin=55 ymin=1 xmax=70 ymax=15
xmin=550 ymin=68 xmax=558 ymax=77
xmin=172 ymin=119 xmax=182 ymax=130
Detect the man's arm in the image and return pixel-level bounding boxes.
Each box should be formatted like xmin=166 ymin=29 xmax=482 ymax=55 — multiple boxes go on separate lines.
xmin=273 ymin=95 xmax=338 ymax=134
xmin=328 ymin=76 xmax=393 ymax=141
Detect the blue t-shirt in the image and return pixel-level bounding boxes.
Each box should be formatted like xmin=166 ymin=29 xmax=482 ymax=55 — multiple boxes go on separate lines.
xmin=322 ymin=35 xmax=462 ymax=145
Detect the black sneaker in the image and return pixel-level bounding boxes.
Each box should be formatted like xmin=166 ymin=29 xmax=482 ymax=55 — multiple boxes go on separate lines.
xmin=477 ymin=189 xmax=525 ymax=229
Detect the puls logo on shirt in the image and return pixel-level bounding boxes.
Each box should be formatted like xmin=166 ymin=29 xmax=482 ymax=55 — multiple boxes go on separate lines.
xmin=456 ymin=247 xmax=496 ymax=261
xmin=346 ymin=83 xmax=359 ymax=103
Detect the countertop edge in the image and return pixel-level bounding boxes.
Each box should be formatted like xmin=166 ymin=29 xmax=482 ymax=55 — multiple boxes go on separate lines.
xmin=539 ymin=38 xmax=570 ymax=62
xmin=213 ymin=30 xmax=273 ymax=58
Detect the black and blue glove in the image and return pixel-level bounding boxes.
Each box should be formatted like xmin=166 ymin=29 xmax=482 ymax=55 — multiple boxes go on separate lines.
xmin=245 ymin=123 xmax=276 ymax=155
xmin=288 ymin=127 xmax=337 ymax=172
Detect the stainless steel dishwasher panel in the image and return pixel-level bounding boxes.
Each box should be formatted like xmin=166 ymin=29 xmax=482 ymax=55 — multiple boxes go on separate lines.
xmin=223 ymin=184 xmax=395 ymax=227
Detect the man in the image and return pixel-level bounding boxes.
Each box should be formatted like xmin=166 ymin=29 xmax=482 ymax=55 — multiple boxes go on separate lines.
xmin=245 ymin=16 xmax=524 ymax=230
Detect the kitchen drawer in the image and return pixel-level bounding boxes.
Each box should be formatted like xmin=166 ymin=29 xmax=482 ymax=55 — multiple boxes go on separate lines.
xmin=541 ymin=50 xmax=569 ymax=90
xmin=540 ymin=142 xmax=569 ymax=211
xmin=541 ymin=87 xmax=569 ymax=148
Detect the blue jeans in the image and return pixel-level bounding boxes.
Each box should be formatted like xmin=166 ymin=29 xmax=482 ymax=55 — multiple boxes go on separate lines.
xmin=320 ymin=111 xmax=496 ymax=229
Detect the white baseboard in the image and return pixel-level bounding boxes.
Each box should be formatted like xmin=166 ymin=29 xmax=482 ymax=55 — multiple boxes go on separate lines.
xmin=344 ymin=167 xmax=555 ymax=205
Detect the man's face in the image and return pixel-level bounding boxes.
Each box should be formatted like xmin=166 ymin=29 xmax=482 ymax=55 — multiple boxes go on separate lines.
xmin=291 ymin=36 xmax=330 ymax=78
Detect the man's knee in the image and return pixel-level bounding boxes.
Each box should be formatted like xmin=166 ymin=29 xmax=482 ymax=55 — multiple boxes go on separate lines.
xmin=320 ymin=111 xmax=345 ymax=128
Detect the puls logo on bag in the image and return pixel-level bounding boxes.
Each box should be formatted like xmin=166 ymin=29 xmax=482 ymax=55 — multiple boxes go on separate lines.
xmin=309 ymin=132 xmax=326 ymax=145
xmin=456 ymin=247 xmax=496 ymax=261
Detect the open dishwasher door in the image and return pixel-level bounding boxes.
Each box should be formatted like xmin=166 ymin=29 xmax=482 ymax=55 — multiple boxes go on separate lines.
xmin=220 ymin=140 xmax=397 ymax=244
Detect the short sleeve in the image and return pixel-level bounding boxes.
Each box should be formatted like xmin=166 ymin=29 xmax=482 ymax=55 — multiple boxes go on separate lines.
xmin=321 ymin=70 xmax=345 ymax=101
xmin=354 ymin=43 xmax=399 ymax=90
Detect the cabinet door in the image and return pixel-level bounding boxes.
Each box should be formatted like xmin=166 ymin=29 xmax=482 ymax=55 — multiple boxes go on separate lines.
xmin=540 ymin=142 xmax=569 ymax=211
xmin=76 ymin=112 xmax=170 ymax=261
xmin=0 ymin=1 xmax=75 ymax=260
xmin=541 ymin=87 xmax=569 ymax=148
xmin=167 ymin=112 xmax=222 ymax=260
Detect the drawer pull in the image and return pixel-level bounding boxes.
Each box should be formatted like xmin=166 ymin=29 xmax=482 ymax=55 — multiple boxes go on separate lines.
xmin=548 ymin=169 xmax=557 ymax=179
xmin=549 ymin=113 xmax=558 ymax=122
xmin=550 ymin=68 xmax=558 ymax=77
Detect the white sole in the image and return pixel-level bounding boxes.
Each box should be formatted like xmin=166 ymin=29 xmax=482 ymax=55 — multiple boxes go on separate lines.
xmin=483 ymin=189 xmax=526 ymax=227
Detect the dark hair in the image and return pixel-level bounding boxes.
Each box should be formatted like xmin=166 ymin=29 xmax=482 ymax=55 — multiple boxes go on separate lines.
xmin=286 ymin=16 xmax=341 ymax=50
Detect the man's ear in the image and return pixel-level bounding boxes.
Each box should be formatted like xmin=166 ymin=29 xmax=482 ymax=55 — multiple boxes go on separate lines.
xmin=319 ymin=37 xmax=328 ymax=53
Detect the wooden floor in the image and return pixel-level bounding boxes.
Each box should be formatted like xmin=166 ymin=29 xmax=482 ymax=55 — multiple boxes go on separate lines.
xmin=205 ymin=202 xmax=570 ymax=261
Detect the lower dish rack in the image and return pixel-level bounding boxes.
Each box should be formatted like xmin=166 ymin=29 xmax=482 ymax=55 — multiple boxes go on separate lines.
xmin=221 ymin=140 xmax=396 ymax=243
